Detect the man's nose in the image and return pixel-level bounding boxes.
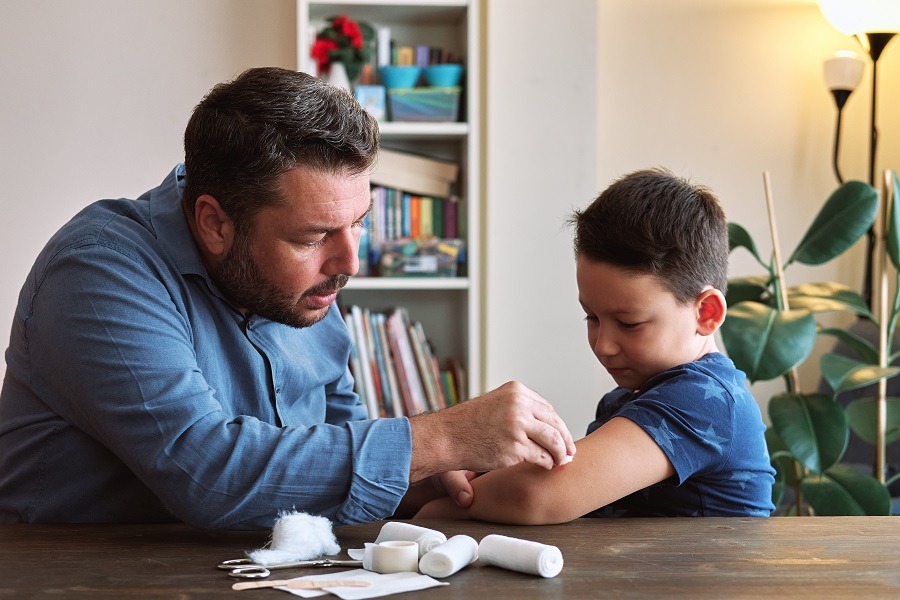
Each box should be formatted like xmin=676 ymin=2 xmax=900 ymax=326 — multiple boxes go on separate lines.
xmin=325 ymin=228 xmax=360 ymax=276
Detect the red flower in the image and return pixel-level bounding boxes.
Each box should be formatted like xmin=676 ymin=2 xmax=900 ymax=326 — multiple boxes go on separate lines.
xmin=311 ymin=38 xmax=338 ymax=73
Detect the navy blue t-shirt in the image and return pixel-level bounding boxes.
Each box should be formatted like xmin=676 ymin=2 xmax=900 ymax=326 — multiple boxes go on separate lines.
xmin=585 ymin=352 xmax=775 ymax=517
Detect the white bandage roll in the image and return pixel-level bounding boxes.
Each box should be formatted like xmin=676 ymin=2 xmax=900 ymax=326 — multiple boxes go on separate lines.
xmin=375 ymin=522 xmax=447 ymax=558
xmin=478 ymin=534 xmax=564 ymax=578
xmin=418 ymin=535 xmax=479 ymax=578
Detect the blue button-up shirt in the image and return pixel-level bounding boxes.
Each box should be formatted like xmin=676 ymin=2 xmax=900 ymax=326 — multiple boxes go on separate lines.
xmin=0 ymin=166 xmax=412 ymax=529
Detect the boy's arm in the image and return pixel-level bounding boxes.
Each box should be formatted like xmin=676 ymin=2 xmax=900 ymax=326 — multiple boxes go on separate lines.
xmin=415 ymin=416 xmax=675 ymax=524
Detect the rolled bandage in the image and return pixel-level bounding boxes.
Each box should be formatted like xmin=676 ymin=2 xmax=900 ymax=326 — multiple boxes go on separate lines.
xmin=375 ymin=522 xmax=447 ymax=557
xmin=418 ymin=535 xmax=479 ymax=578
xmin=478 ymin=534 xmax=564 ymax=578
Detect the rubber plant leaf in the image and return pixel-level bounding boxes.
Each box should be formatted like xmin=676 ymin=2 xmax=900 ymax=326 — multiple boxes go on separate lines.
xmin=727 ymin=222 xmax=767 ymax=268
xmin=720 ymin=302 xmax=816 ymax=383
xmin=800 ymin=464 xmax=891 ymax=516
xmin=786 ymin=181 xmax=878 ymax=267
xmin=888 ymin=171 xmax=900 ymax=270
xmin=817 ymin=327 xmax=879 ymax=365
xmin=768 ymin=392 xmax=848 ymax=474
xmin=820 ymin=352 xmax=900 ymax=397
xmin=765 ymin=426 xmax=799 ymax=490
xmin=725 ymin=275 xmax=771 ymax=307
xmin=787 ymin=282 xmax=874 ymax=320
xmin=845 ymin=397 xmax=900 ymax=445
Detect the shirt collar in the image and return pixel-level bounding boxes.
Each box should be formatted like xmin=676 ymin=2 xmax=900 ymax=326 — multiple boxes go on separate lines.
xmin=149 ymin=164 xmax=209 ymax=279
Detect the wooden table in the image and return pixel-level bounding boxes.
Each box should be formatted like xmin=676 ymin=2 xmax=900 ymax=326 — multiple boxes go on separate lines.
xmin=1 ymin=517 xmax=899 ymax=598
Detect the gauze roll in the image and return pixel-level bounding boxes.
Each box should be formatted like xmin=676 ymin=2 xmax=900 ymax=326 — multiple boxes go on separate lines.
xmin=418 ymin=535 xmax=479 ymax=578
xmin=478 ymin=534 xmax=564 ymax=578
xmin=375 ymin=522 xmax=447 ymax=557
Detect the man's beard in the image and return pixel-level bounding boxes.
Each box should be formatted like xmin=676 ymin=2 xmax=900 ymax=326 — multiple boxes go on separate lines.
xmin=212 ymin=229 xmax=348 ymax=328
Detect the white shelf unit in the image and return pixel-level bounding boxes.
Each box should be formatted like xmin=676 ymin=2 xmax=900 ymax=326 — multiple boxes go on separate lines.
xmin=297 ymin=0 xmax=482 ymax=395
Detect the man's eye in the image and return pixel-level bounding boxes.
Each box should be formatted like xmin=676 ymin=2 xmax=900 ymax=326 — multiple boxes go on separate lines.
xmin=298 ymin=238 xmax=326 ymax=248
xmin=583 ymin=315 xmax=598 ymax=323
xmin=619 ymin=321 xmax=640 ymax=330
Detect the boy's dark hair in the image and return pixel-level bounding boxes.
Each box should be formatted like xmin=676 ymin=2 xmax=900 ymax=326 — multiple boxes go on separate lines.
xmin=569 ymin=168 xmax=728 ymax=304
xmin=182 ymin=67 xmax=379 ymax=230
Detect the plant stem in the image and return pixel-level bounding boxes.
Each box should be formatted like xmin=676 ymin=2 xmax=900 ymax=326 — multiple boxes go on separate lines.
xmin=763 ymin=171 xmax=801 ymax=394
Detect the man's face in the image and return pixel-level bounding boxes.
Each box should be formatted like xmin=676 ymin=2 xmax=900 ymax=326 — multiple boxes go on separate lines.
xmin=576 ymin=256 xmax=710 ymax=391
xmin=213 ymin=165 xmax=371 ymax=328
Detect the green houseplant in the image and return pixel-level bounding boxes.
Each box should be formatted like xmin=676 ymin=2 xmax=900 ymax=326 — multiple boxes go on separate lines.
xmin=722 ymin=173 xmax=900 ymax=516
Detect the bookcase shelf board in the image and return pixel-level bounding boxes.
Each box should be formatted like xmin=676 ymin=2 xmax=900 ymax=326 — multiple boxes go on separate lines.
xmin=345 ymin=277 xmax=469 ymax=291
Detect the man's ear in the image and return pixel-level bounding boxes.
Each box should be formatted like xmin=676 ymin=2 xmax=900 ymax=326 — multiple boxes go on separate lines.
xmin=192 ymin=195 xmax=234 ymax=258
xmin=696 ymin=288 xmax=727 ymax=336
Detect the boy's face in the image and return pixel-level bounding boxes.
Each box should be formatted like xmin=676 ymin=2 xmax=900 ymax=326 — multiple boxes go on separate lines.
xmin=576 ymin=256 xmax=718 ymax=391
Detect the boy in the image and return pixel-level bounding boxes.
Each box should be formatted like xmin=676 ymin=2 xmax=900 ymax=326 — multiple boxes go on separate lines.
xmin=417 ymin=168 xmax=775 ymax=522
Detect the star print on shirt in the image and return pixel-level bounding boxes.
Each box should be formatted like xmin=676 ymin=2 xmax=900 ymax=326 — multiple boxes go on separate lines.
xmin=730 ymin=470 xmax=757 ymax=490
xmin=702 ymin=423 xmax=729 ymax=452
xmin=645 ymin=419 xmax=681 ymax=454
xmin=696 ymin=379 xmax=729 ymax=403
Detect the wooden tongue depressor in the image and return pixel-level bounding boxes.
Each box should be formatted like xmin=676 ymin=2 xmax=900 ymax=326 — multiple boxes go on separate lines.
xmin=233 ymin=579 xmax=372 ymax=591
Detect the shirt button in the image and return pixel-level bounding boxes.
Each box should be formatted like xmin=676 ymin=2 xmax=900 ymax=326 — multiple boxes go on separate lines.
xmin=275 ymin=388 xmax=281 ymax=395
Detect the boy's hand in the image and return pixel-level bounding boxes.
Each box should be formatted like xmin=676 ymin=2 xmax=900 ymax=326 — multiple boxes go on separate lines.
xmin=434 ymin=470 xmax=479 ymax=508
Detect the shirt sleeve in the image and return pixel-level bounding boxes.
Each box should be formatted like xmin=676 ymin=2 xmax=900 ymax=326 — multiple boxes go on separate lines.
xmin=615 ymin=368 xmax=735 ymax=485
xmin=24 ymin=237 xmax=411 ymax=529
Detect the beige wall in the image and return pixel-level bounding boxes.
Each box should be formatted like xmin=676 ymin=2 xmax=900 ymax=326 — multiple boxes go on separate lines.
xmin=485 ymin=0 xmax=900 ymax=431
xmin=0 ymin=0 xmax=296 ymax=362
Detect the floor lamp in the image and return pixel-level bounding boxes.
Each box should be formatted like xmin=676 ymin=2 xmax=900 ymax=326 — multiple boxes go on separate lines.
xmin=818 ymin=0 xmax=899 ymax=309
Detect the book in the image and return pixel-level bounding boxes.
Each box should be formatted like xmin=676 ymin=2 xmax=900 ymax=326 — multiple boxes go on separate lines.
xmin=363 ymin=308 xmax=390 ymax=417
xmin=388 ymin=308 xmax=428 ymax=414
xmin=343 ymin=310 xmax=369 ymax=413
xmin=370 ymin=149 xmax=459 ymax=198
xmin=420 ymin=197 xmax=433 ymax=238
xmin=351 ymin=306 xmax=380 ymax=418
xmin=443 ymin=196 xmax=459 ymax=239
xmin=373 ymin=313 xmax=404 ymax=418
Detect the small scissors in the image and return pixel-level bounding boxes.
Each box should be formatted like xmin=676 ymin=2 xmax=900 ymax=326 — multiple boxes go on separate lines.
xmin=218 ymin=558 xmax=364 ymax=579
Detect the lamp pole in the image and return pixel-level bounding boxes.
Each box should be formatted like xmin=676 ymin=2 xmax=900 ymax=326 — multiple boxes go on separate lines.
xmin=859 ymin=33 xmax=895 ymax=315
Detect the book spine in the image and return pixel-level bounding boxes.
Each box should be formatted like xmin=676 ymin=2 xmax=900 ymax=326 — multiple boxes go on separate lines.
xmin=391 ymin=309 xmax=428 ymax=414
xmin=343 ymin=310 xmax=368 ymax=412
xmin=361 ymin=308 xmax=386 ymax=416
xmin=444 ymin=196 xmax=458 ymax=239
xmin=375 ymin=313 xmax=404 ymax=418
xmin=367 ymin=310 xmax=393 ymax=417
xmin=349 ymin=306 xmax=379 ymax=418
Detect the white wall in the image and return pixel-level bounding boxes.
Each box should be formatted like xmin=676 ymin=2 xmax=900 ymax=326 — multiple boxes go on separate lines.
xmin=485 ymin=0 xmax=900 ymax=433
xmin=0 ymin=0 xmax=296 ymax=372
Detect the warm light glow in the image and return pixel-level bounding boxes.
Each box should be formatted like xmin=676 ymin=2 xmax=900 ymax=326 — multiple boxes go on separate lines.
xmin=818 ymin=0 xmax=900 ymax=35
xmin=824 ymin=51 xmax=865 ymax=91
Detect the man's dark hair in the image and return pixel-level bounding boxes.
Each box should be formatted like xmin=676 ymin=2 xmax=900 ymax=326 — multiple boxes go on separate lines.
xmin=569 ymin=168 xmax=728 ymax=304
xmin=183 ymin=67 xmax=379 ymax=228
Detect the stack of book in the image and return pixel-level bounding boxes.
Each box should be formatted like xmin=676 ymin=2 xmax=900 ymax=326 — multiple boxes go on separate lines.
xmin=342 ymin=305 xmax=467 ymax=419
xmin=359 ymin=148 xmax=463 ymax=276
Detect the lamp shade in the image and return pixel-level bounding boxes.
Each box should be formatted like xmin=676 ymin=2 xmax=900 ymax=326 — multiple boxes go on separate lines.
xmin=818 ymin=0 xmax=900 ymax=35
xmin=823 ymin=51 xmax=865 ymax=91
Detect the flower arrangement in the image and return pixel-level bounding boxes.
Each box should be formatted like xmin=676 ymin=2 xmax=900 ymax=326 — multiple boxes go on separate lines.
xmin=311 ymin=15 xmax=375 ymax=82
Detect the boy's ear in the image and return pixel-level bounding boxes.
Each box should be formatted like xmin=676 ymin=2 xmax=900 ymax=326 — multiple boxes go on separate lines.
xmin=695 ymin=288 xmax=727 ymax=336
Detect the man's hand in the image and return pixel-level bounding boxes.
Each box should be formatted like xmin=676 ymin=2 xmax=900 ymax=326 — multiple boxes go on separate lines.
xmin=408 ymin=381 xmax=576 ymax=485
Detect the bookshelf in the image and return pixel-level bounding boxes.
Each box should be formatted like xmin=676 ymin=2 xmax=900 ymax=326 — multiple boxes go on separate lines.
xmin=297 ymin=0 xmax=482 ymax=406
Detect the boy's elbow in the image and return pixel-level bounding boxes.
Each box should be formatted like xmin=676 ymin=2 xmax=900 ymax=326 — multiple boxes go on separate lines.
xmin=476 ymin=478 xmax=579 ymax=525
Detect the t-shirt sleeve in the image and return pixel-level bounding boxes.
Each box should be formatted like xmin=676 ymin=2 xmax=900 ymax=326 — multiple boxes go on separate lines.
xmin=615 ymin=368 xmax=735 ymax=485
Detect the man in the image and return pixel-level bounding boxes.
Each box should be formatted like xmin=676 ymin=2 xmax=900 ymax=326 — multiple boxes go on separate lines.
xmin=0 ymin=67 xmax=574 ymax=529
